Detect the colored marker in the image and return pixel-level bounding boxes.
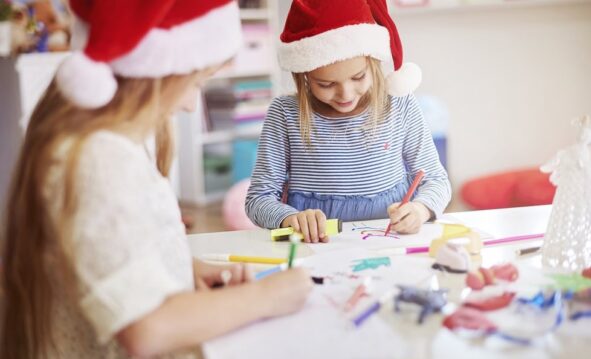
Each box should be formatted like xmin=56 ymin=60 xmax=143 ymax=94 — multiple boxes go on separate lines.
xmin=201 ymin=254 xmax=286 ymax=265
xmin=385 ymin=170 xmax=425 ymax=235
xmin=380 ymin=246 xmax=430 ymax=255
xmin=287 ymin=234 xmax=299 ymax=268
xmin=254 ymin=262 xmax=324 ymax=285
xmin=352 ymin=288 xmax=397 ymax=327
xmin=483 ymin=233 xmax=544 ymax=246
xmin=255 ymin=264 xmax=286 ymax=280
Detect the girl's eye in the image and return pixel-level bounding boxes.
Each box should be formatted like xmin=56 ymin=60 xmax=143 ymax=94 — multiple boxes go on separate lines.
xmin=353 ymin=73 xmax=366 ymax=81
xmin=317 ymin=82 xmax=335 ymax=89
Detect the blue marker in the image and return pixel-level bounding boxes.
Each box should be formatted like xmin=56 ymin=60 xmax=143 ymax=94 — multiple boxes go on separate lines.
xmin=255 ymin=264 xmax=286 ymax=280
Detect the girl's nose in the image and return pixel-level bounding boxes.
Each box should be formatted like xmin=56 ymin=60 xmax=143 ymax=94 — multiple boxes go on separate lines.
xmin=337 ymin=82 xmax=354 ymax=100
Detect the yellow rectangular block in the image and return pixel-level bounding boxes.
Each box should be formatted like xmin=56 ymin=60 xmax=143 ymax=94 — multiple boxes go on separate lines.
xmin=271 ymin=219 xmax=342 ymax=241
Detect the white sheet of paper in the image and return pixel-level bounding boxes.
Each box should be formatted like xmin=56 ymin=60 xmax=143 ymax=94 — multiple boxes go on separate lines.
xmin=203 ymin=289 xmax=404 ymax=359
xmin=310 ymin=220 xmax=491 ymax=254
xmin=203 ymin=249 xmax=438 ymax=359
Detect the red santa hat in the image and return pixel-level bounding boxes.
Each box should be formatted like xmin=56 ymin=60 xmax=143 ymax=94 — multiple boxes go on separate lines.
xmin=57 ymin=0 xmax=242 ymax=109
xmin=278 ymin=0 xmax=421 ymax=97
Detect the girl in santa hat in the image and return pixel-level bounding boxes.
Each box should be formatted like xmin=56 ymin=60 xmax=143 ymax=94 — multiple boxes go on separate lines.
xmin=1 ymin=1 xmax=312 ymax=358
xmin=246 ymin=0 xmax=451 ymax=243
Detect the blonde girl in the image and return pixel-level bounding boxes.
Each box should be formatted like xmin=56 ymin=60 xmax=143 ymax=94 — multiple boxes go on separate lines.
xmin=246 ymin=0 xmax=451 ymax=242
xmin=1 ymin=1 xmax=311 ymax=358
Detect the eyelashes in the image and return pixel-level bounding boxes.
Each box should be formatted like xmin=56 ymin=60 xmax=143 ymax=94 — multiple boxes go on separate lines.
xmin=316 ymin=73 xmax=367 ymax=89
xmin=318 ymin=83 xmax=335 ymax=89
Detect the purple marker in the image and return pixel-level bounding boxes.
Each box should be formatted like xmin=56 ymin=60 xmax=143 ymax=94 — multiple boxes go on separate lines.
xmin=352 ymin=288 xmax=397 ymax=327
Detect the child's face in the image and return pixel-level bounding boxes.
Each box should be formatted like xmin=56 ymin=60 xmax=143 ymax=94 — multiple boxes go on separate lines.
xmin=307 ymin=56 xmax=372 ymax=114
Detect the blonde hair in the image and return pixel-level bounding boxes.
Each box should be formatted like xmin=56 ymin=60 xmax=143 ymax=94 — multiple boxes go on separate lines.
xmin=0 ymin=70 xmax=205 ymax=359
xmin=292 ymin=57 xmax=389 ymax=147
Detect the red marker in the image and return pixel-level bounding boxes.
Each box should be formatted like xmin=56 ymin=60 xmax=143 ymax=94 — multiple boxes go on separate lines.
xmin=385 ymin=170 xmax=425 ymax=235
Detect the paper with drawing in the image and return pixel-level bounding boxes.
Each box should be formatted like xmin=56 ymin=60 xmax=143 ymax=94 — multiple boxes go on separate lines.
xmin=203 ymin=249 xmax=436 ymax=359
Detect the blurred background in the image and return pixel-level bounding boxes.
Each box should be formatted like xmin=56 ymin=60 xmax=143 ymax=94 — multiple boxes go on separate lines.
xmin=1 ymin=0 xmax=590 ymax=233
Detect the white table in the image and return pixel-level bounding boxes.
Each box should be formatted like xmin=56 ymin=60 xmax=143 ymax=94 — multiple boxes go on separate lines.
xmin=188 ymin=205 xmax=552 ymax=266
xmin=187 ymin=205 xmax=591 ymax=359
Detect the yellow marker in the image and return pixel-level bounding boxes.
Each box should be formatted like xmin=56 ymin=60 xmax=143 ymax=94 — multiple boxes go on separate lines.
xmin=201 ymin=254 xmax=286 ymax=265
xmin=270 ymin=219 xmax=342 ymax=241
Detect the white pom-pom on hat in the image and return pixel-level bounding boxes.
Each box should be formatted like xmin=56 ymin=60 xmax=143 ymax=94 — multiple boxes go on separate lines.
xmin=386 ymin=62 xmax=422 ymax=97
xmin=56 ymin=52 xmax=117 ymax=109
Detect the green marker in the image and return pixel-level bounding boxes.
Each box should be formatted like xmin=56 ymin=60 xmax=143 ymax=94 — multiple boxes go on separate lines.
xmin=287 ymin=234 xmax=299 ymax=268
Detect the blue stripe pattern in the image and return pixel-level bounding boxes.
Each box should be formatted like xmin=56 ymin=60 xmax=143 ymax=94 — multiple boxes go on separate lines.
xmin=246 ymin=94 xmax=451 ymax=229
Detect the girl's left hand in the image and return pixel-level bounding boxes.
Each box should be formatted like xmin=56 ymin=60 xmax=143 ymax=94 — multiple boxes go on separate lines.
xmin=387 ymin=201 xmax=432 ymax=234
xmin=192 ymin=259 xmax=254 ymax=289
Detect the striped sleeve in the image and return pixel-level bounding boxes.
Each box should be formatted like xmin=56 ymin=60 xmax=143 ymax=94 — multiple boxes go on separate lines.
xmin=245 ymin=97 xmax=299 ymax=229
xmin=399 ymin=94 xmax=452 ymax=218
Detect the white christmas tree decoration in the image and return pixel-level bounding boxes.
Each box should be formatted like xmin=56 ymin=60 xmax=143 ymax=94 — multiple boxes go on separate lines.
xmin=540 ymin=115 xmax=591 ymax=271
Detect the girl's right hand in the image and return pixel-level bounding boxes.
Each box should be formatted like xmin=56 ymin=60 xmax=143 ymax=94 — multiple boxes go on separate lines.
xmin=257 ymin=268 xmax=313 ymax=318
xmin=281 ymin=209 xmax=329 ymax=243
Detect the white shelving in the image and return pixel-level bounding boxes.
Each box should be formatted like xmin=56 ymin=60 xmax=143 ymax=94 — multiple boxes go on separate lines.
xmin=200 ymin=122 xmax=264 ymax=145
xmin=177 ymin=0 xmax=279 ymax=206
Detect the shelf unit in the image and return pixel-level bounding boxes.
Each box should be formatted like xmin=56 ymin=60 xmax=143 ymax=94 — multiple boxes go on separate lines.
xmin=177 ymin=0 xmax=279 ymax=206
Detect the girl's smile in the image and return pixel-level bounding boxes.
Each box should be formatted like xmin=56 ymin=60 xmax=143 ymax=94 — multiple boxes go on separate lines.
xmin=308 ymin=56 xmax=372 ymax=117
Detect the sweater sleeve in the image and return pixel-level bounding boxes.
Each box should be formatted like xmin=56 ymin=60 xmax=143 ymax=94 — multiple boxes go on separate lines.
xmin=399 ymin=94 xmax=452 ymax=218
xmin=245 ymin=97 xmax=300 ymax=228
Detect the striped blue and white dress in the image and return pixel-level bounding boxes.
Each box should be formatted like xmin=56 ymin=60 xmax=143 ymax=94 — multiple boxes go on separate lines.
xmin=245 ymin=94 xmax=451 ymax=229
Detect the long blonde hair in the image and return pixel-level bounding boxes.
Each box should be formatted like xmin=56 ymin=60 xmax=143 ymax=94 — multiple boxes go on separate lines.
xmin=0 ymin=70 xmax=203 ymax=359
xmin=292 ymin=57 xmax=389 ymax=147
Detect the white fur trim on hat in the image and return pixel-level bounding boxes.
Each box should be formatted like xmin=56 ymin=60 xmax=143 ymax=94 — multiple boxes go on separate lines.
xmin=386 ymin=62 xmax=422 ymax=97
xmin=112 ymin=2 xmax=241 ymax=77
xmin=56 ymin=52 xmax=117 ymax=109
xmin=278 ymin=23 xmax=390 ymax=73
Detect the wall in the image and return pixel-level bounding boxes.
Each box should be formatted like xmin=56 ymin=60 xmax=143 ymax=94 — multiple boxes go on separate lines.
xmin=393 ymin=2 xmax=591 ymax=198
xmin=277 ymin=1 xmax=591 ymax=208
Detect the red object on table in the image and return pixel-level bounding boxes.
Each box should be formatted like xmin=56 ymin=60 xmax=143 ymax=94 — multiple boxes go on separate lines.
xmin=443 ymin=307 xmax=497 ymax=332
xmin=464 ymin=292 xmax=516 ymax=311
xmin=491 ymin=263 xmax=519 ymax=282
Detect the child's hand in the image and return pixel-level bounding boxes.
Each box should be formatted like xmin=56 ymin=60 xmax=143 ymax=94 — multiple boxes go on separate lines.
xmin=281 ymin=209 xmax=329 ymax=243
xmin=193 ymin=259 xmax=254 ymax=289
xmin=257 ymin=268 xmax=313 ymax=317
xmin=387 ymin=201 xmax=432 ymax=234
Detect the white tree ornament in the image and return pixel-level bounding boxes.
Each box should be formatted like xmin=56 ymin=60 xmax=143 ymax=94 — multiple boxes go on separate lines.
xmin=540 ymin=115 xmax=591 ymax=271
